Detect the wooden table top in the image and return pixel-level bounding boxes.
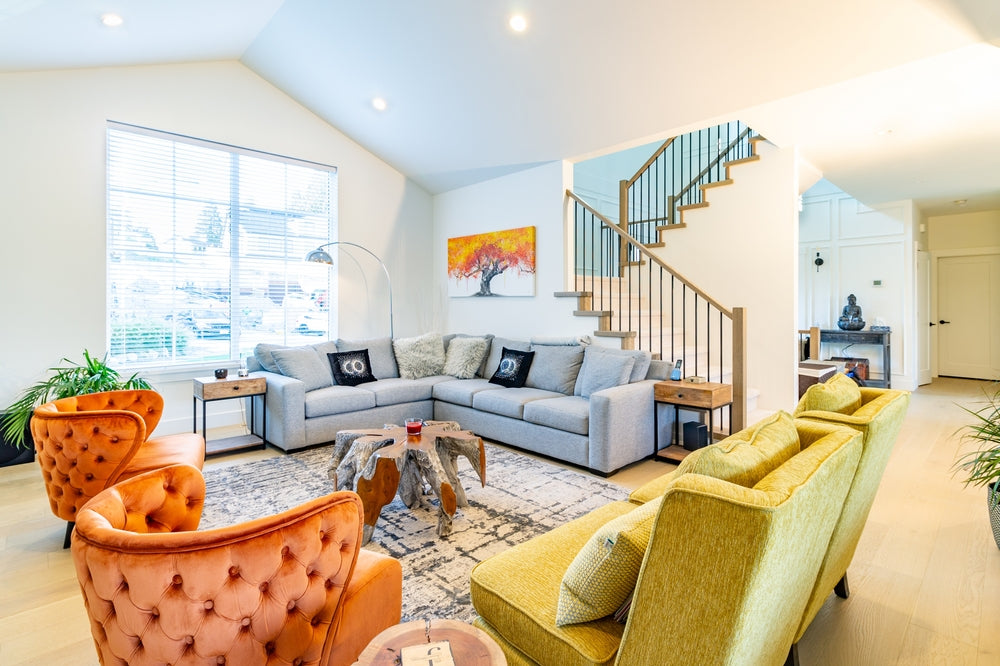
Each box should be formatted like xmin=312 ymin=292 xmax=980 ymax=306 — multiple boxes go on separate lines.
xmin=352 ymin=619 xmax=507 ymax=665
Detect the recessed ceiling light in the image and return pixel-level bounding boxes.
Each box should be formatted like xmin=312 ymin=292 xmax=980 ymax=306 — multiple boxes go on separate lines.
xmin=371 ymin=97 xmax=387 ymax=112
xmin=953 ymin=199 xmax=968 ymax=206
xmin=101 ymin=13 xmax=123 ymax=27
xmin=876 ymin=128 xmax=893 ymax=137
xmin=509 ymin=14 xmax=527 ymax=32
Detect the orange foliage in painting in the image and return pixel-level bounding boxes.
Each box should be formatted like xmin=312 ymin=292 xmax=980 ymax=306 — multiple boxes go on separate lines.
xmin=447 ymin=226 xmax=535 ymax=296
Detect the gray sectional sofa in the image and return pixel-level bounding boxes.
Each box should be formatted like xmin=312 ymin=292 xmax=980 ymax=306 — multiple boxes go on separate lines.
xmin=246 ymin=333 xmax=666 ymax=475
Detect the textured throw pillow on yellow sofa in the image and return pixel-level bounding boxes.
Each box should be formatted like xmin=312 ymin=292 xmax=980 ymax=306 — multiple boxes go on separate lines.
xmin=556 ymin=496 xmax=663 ymax=626
xmin=794 ymin=371 xmax=862 ymax=415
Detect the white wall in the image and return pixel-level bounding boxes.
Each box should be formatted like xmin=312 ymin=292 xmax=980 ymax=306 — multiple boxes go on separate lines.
xmin=0 ymin=61 xmax=433 ymax=434
xmin=433 ymin=161 xmax=590 ymax=339
xmin=799 ymin=180 xmax=918 ymax=390
xmin=654 ymin=142 xmax=801 ymax=411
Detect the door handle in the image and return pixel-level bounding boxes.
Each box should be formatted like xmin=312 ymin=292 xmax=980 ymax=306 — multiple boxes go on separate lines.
xmin=929 ymin=322 xmax=935 ymax=326
xmin=939 ymin=319 xmax=951 ymax=324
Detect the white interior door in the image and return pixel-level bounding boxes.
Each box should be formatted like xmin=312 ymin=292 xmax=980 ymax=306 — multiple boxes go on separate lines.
xmin=937 ymin=254 xmax=1000 ymax=380
xmin=917 ymin=250 xmax=932 ymax=385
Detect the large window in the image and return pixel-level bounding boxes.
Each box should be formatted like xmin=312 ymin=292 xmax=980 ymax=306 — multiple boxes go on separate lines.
xmin=106 ymin=122 xmax=338 ymax=368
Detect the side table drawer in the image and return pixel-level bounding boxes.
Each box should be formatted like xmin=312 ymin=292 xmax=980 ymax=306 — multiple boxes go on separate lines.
xmin=654 ymin=381 xmax=733 ymax=408
xmin=195 ymin=377 xmax=266 ymax=401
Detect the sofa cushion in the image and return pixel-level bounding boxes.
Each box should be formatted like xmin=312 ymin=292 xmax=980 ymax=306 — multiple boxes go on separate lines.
xmin=470 ymin=501 xmax=632 ymax=665
xmin=432 ymin=378 xmax=504 ymax=407
xmin=574 ymin=347 xmax=636 ymax=398
xmin=442 ymin=336 xmax=490 ymax=379
xmin=523 ymin=396 xmax=590 ymax=436
xmin=337 ymin=337 xmax=399 ymax=379
xmin=253 ymin=342 xmax=285 ymax=373
xmin=327 ymin=350 xmax=377 ymax=387
xmin=359 ymin=377 xmax=434 ymax=406
xmin=489 ymin=348 xmax=534 ymax=388
xmin=484 ymin=336 xmax=530 ymax=378
xmin=678 ymin=411 xmax=801 ymax=488
xmin=585 ymin=346 xmax=652 ymax=384
xmin=393 ymin=333 xmax=447 ymax=379
xmin=473 ymin=386 xmax=563 ymax=419
xmin=794 ymin=371 xmax=862 ymax=415
xmin=556 ymin=496 xmax=664 ymax=626
xmin=304 ymin=385 xmax=377 ymax=417
xmin=525 ymin=344 xmax=585 ymax=394
xmin=271 ymin=347 xmax=332 ymax=391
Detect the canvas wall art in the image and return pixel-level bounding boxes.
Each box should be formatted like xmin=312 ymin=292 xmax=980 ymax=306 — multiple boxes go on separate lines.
xmin=447 ymin=226 xmax=536 ymax=297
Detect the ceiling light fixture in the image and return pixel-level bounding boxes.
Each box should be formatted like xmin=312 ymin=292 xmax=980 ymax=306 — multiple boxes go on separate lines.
xmin=371 ymin=97 xmax=387 ymax=112
xmin=101 ymin=13 xmax=123 ymax=27
xmin=953 ymin=199 xmax=968 ymax=206
xmin=509 ymin=14 xmax=527 ymax=32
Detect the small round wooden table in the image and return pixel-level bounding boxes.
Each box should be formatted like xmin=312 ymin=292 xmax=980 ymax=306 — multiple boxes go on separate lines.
xmin=352 ymin=618 xmax=507 ymax=666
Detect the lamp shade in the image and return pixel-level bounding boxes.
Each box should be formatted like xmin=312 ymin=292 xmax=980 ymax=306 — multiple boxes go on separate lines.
xmin=305 ymin=248 xmax=334 ymax=264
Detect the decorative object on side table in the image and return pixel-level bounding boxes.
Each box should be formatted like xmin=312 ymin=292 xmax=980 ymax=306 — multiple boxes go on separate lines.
xmin=837 ymin=293 xmax=866 ymax=330
xmin=353 ymin=619 xmax=506 ymax=666
xmin=0 ymin=350 xmax=151 ymax=457
xmin=953 ymin=383 xmax=1000 ymax=550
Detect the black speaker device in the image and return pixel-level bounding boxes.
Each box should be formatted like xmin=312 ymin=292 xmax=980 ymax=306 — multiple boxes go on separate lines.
xmin=683 ymin=420 xmax=709 ymax=451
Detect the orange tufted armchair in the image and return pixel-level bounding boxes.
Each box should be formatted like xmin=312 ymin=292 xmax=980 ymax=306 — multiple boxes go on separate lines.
xmin=72 ymin=463 xmax=403 ymax=666
xmin=31 ymin=389 xmax=206 ymax=547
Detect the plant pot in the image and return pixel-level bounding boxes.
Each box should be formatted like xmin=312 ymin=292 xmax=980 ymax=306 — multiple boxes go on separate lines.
xmin=0 ymin=420 xmax=33 ymax=468
xmin=989 ymin=483 xmax=1000 ymax=551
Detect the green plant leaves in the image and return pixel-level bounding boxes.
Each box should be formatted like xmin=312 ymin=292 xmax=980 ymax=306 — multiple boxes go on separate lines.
xmin=0 ymin=351 xmax=152 ymax=450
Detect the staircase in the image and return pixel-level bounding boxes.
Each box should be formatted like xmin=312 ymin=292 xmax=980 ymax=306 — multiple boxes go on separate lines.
xmin=558 ymin=121 xmax=765 ymax=433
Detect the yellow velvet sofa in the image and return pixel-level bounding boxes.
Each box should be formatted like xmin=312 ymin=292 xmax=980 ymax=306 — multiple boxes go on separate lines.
xmin=470 ymin=412 xmax=863 ymax=666
xmin=787 ymin=374 xmax=910 ymax=662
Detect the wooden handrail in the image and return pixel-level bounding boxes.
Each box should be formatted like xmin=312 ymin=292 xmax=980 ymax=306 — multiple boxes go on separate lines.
xmin=567 ymin=190 xmax=732 ymax=317
xmin=623 ymin=137 xmax=675 ymax=189
xmin=673 ymin=126 xmax=754 ymax=202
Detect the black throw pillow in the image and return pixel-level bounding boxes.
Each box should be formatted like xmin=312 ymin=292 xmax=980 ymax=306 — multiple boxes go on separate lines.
xmin=488 ymin=347 xmax=535 ymax=388
xmin=328 ymin=350 xmax=377 ymax=387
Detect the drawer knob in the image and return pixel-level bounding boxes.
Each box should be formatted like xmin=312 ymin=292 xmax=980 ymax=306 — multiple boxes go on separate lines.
xmin=232 ymin=385 xmax=240 ymax=391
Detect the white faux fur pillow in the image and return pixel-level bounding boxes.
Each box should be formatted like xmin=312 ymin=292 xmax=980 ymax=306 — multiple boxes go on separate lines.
xmin=393 ymin=333 xmax=446 ymax=379
xmin=442 ymin=336 xmax=489 ymax=379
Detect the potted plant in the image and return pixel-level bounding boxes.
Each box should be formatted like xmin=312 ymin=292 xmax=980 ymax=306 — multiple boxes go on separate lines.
xmin=954 ymin=383 xmax=1000 ymax=550
xmin=0 ymin=350 xmax=152 ymax=465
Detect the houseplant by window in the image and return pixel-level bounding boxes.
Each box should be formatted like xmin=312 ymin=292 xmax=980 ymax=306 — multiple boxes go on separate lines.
xmin=0 ymin=351 xmax=151 ymax=462
xmin=954 ymin=384 xmax=1000 ymax=550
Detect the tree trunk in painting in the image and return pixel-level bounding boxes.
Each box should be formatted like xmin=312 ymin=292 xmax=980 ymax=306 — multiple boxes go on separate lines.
xmin=477 ymin=261 xmax=507 ymax=296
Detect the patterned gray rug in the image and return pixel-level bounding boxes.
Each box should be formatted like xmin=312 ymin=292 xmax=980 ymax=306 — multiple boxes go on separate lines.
xmin=200 ymin=442 xmax=627 ymax=622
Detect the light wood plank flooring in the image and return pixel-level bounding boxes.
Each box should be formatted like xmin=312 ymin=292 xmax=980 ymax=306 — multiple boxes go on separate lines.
xmin=1 ymin=377 xmax=998 ymax=665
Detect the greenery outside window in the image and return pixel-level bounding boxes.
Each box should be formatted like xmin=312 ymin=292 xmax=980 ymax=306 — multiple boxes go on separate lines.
xmin=106 ymin=122 xmax=338 ymax=368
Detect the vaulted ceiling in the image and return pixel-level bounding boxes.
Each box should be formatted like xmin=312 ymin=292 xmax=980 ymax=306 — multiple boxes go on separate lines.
xmin=2 ymin=0 xmax=999 ymax=214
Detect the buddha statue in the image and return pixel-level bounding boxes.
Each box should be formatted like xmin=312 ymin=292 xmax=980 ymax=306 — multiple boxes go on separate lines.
xmin=837 ymin=294 xmax=866 ymax=331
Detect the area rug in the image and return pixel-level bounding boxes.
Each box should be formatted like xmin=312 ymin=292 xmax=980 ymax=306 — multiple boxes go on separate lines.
xmin=200 ymin=442 xmax=628 ymax=622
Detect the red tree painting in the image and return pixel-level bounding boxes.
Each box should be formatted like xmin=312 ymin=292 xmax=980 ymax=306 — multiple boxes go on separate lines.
xmin=447 ymin=226 xmax=536 ymax=297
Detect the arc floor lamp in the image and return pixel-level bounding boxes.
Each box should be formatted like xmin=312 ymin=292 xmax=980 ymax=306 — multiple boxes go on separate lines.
xmin=304 ymin=241 xmax=394 ymax=338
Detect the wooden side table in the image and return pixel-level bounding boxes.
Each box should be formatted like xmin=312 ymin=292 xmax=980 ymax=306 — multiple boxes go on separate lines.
xmin=192 ymin=375 xmax=267 ymax=456
xmin=653 ymin=380 xmax=733 ymax=463
xmin=353 ymin=619 xmax=507 ymax=665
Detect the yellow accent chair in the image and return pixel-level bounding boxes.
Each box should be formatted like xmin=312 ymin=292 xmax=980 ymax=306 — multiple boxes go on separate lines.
xmin=71 ymin=463 xmax=403 ymax=666
xmin=470 ymin=413 xmax=863 ymax=666
xmin=787 ymin=375 xmax=911 ymax=665
xmin=31 ymin=389 xmax=206 ymax=547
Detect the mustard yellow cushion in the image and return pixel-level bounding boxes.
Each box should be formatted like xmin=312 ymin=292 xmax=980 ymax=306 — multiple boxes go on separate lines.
xmin=794 ymin=371 xmax=862 ymax=415
xmin=555 ymin=496 xmax=663 ymax=626
xmin=681 ymin=410 xmax=801 ymax=488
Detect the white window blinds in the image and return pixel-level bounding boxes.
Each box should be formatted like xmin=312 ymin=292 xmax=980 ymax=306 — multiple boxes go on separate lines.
xmin=106 ymin=121 xmax=338 ymax=368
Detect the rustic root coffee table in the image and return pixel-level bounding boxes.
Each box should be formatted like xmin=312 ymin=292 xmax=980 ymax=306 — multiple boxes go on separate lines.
xmin=328 ymin=421 xmax=485 ymax=544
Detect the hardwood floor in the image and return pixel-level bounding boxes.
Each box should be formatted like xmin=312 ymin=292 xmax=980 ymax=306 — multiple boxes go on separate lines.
xmin=1 ymin=377 xmax=998 ymax=665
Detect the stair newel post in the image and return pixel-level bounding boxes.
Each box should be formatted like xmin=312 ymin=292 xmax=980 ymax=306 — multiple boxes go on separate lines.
xmin=618 ymin=179 xmax=629 ymax=278
xmin=732 ymin=306 xmax=748 ymax=433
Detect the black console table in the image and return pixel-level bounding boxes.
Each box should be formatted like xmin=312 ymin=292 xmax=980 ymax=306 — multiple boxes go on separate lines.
xmin=819 ymin=329 xmax=891 ymax=388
